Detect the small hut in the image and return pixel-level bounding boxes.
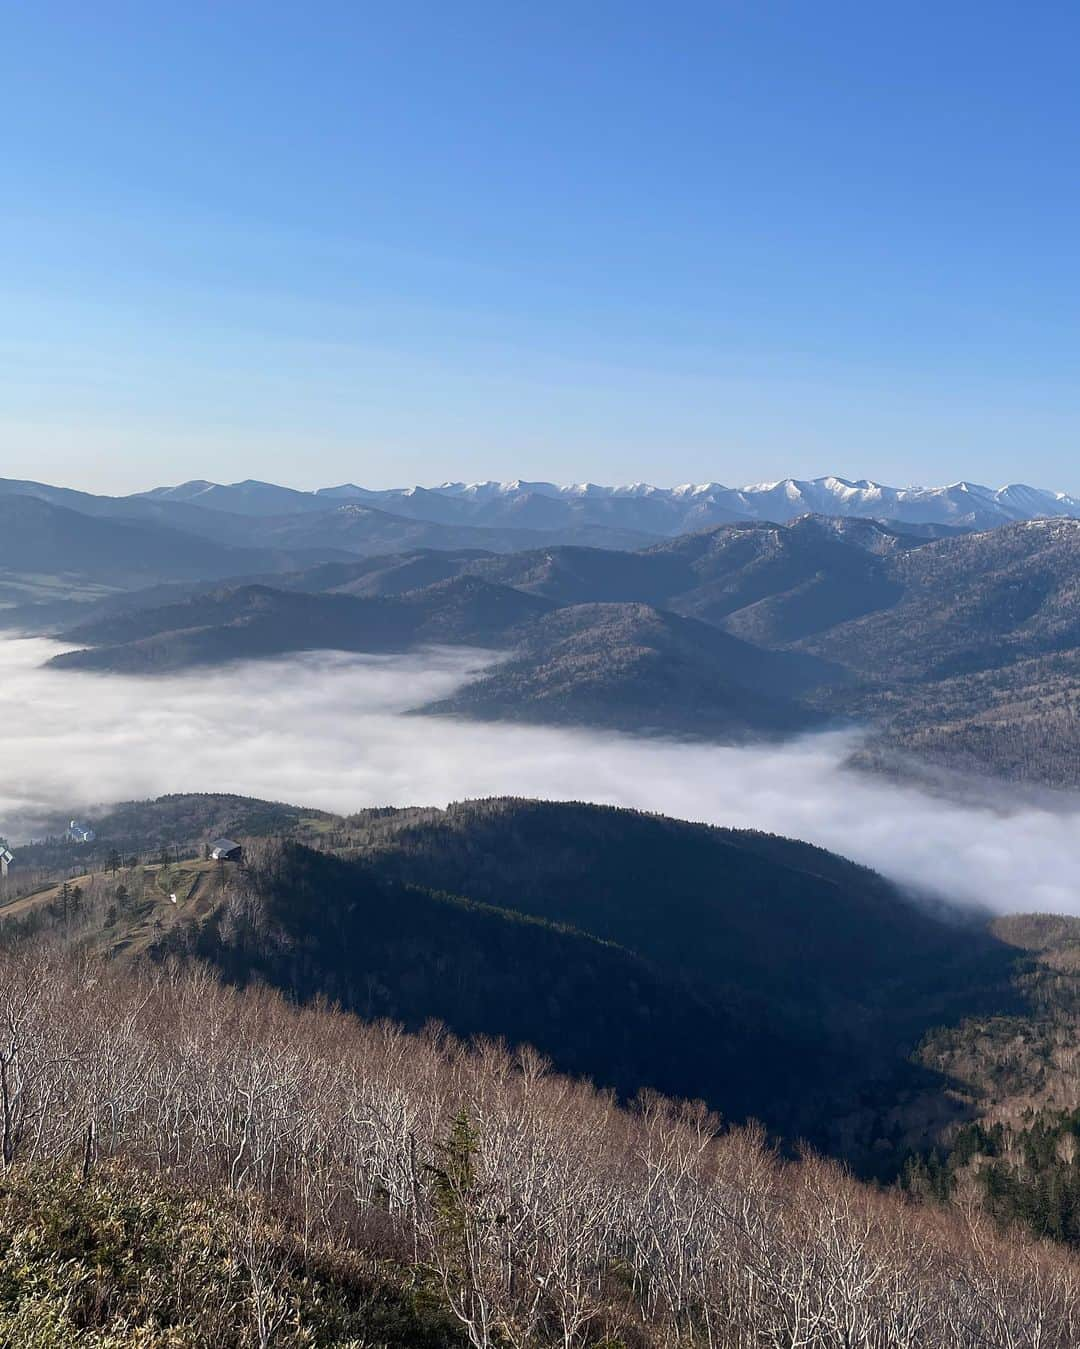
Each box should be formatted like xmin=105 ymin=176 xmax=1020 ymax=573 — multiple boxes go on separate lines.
xmin=209 ymin=838 xmax=243 ymax=863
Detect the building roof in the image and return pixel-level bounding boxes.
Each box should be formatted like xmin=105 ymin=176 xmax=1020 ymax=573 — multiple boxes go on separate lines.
xmin=210 ymin=838 xmax=242 ymax=854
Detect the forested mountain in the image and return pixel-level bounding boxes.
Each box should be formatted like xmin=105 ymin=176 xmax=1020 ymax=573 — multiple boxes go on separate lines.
xmin=797 ymin=519 xmax=1080 ymax=783
xmin=804 ymin=519 xmax=1080 ymax=680
xmin=48 ymin=577 xmax=831 ymax=738
xmin=49 ymin=577 xmax=554 ymax=673
xmin=422 ymin=602 xmax=832 ymax=735
xmin=1 ymin=791 xmax=1013 ymax=1159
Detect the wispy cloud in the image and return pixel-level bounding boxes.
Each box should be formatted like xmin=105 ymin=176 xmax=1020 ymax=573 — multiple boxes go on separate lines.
xmin=2 ymin=635 xmax=1079 ymax=914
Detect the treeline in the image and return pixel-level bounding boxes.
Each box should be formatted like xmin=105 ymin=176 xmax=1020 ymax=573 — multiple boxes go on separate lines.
xmin=3 ymin=946 xmax=1080 ymax=1347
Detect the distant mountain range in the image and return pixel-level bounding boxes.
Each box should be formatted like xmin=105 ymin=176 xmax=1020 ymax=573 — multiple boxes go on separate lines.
xmin=35 ymin=513 xmax=1080 ymax=786
xmin=4 ymin=475 xmax=1080 ymax=575
xmin=11 ymin=467 xmax=1080 ymax=785
xmin=0 ymin=477 xmax=656 ymax=585
xmin=142 ymin=474 xmax=1080 ymax=532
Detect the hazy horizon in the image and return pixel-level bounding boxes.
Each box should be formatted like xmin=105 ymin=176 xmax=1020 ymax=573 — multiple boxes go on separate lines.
xmin=13 ymin=467 xmax=1080 ymax=499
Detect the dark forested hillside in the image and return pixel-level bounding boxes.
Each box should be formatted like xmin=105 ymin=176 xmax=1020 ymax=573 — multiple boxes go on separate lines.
xmin=333 ymin=797 xmax=1010 ymax=1046
xmin=0 ymin=789 xmax=1011 ymax=1160
xmin=2 ymin=788 xmax=1017 ymax=1161
xmin=177 ymin=839 xmax=801 ymax=1118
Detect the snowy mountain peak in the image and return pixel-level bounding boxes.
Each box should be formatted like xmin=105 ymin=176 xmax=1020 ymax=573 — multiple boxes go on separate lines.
xmin=132 ymin=475 xmax=1080 ymax=536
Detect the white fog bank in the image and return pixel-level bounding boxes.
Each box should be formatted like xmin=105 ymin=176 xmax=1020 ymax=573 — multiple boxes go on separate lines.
xmin=2 ymin=635 xmax=1079 ymax=915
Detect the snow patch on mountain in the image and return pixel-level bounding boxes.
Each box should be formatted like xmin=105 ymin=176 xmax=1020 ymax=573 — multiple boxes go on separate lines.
xmin=136 ymin=475 xmax=1080 ymax=535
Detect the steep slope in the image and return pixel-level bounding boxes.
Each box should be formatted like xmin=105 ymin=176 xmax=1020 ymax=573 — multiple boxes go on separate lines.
xmin=0 ymin=789 xmax=1023 ymax=1164
xmin=3 ymin=946 xmax=1075 ymax=1348
xmin=181 ymin=839 xmax=775 ymax=1113
xmin=181 ymin=796 xmax=1012 ymax=1151
xmin=339 ymin=797 xmax=994 ymax=1016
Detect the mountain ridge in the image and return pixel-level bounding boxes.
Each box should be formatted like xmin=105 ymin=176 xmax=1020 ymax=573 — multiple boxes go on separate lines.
xmin=139 ymin=473 xmax=1080 ymax=533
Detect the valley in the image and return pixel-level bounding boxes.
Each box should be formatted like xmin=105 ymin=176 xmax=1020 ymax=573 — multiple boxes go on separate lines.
xmin=7 ymin=486 xmax=1080 ymax=788
xmin=5 ymin=475 xmax=1080 ymax=1346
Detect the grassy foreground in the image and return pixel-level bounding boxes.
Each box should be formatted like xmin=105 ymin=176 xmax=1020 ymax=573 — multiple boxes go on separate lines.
xmin=0 ymin=1162 xmax=463 ymax=1349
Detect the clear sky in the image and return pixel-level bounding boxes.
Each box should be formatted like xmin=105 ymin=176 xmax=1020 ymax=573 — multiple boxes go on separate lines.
xmin=3 ymin=1 xmax=1079 ymax=494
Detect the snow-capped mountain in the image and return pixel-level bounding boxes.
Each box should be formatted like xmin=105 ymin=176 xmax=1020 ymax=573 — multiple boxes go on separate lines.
xmin=145 ymin=475 xmax=1080 ymax=536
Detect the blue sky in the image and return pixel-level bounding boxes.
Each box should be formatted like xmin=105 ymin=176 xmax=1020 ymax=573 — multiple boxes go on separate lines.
xmin=2 ymin=1 xmax=1079 ymax=493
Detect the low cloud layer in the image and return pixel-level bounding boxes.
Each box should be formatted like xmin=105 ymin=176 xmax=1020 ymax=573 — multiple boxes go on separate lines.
xmin=3 ymin=635 xmax=1080 ymax=914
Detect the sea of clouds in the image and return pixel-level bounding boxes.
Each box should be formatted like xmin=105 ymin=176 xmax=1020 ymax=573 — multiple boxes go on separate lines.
xmin=2 ymin=633 xmax=1079 ymax=913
